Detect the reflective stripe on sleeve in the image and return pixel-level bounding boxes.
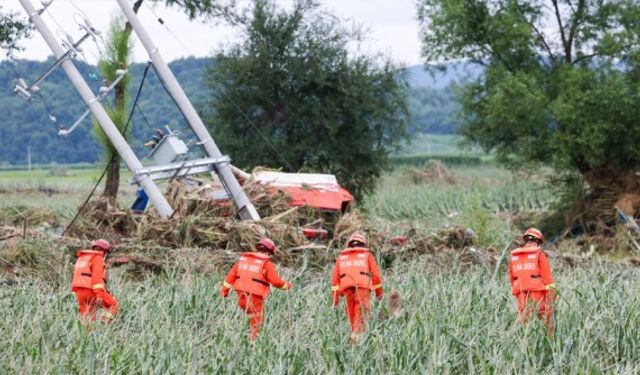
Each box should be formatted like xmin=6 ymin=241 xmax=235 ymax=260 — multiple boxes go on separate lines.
xmin=92 ymin=283 xmax=105 ymax=290
xmin=373 ymin=284 xmax=383 ymax=289
xmin=331 ymin=285 xmax=339 ymax=291
xmin=223 ymin=281 xmax=233 ymax=289
xmin=545 ymin=283 xmax=556 ymax=290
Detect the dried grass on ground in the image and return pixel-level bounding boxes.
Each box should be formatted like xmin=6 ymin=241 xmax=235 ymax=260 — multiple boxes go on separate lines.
xmin=0 ymin=176 xmax=505 ymax=283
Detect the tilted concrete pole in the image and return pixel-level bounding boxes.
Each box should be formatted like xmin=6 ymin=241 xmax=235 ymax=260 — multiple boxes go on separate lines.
xmin=18 ymin=0 xmax=174 ymax=218
xmin=115 ymin=0 xmax=260 ymax=221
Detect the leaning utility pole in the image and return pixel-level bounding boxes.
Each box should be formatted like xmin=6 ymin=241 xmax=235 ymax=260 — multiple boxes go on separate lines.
xmin=115 ymin=0 xmax=260 ymax=221
xmin=17 ymin=0 xmax=174 ymax=218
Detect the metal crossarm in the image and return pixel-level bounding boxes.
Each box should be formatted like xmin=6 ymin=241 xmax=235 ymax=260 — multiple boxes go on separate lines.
xmin=115 ymin=0 xmax=260 ymax=221
xmin=17 ymin=0 xmax=260 ymax=221
xmin=131 ymin=157 xmax=231 ymax=183
xmin=17 ymin=0 xmax=174 ymax=218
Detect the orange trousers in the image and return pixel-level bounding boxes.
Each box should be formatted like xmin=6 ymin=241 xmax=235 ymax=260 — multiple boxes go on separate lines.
xmin=237 ymin=293 xmax=265 ymax=340
xmin=515 ymin=290 xmax=554 ymax=334
xmin=73 ymin=288 xmax=118 ymax=322
xmin=343 ymin=287 xmax=371 ymax=336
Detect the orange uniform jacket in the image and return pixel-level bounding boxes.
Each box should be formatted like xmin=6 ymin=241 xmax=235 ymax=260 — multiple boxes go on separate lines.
xmin=71 ymin=250 xmax=109 ymax=292
xmin=221 ymin=252 xmax=288 ymax=298
xmin=508 ymin=244 xmax=554 ymax=295
xmin=331 ymin=247 xmax=383 ymax=303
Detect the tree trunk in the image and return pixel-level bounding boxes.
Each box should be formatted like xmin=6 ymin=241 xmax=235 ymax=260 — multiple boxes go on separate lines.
xmin=103 ymin=156 xmax=121 ymax=201
xmin=565 ymin=167 xmax=640 ymax=236
xmin=102 ymin=0 xmax=143 ymax=201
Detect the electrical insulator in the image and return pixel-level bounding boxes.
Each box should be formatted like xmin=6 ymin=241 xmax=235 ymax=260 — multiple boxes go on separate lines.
xmin=14 ymin=85 xmax=32 ymax=100
xmin=116 ymin=69 xmax=127 ymax=77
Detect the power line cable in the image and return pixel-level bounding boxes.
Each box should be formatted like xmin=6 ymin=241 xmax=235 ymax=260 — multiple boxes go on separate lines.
xmin=148 ymin=63 xmax=296 ymax=172
xmin=135 ymin=104 xmax=155 ymax=131
xmin=62 ymin=62 xmax=152 ymax=236
xmin=68 ymin=0 xmax=89 ymax=19
xmin=0 ymin=47 xmax=61 ymax=127
xmin=219 ymin=90 xmax=297 ymax=172
xmin=144 ymin=3 xmax=193 ymax=55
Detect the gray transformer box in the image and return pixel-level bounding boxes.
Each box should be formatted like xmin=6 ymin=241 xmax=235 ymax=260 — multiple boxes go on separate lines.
xmin=149 ymin=134 xmax=188 ymax=165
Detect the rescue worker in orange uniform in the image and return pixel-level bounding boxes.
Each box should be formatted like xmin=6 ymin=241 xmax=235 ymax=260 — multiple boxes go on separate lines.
xmin=508 ymin=228 xmax=556 ymax=334
xmin=331 ymin=231 xmax=383 ymax=342
xmin=71 ymin=239 xmax=119 ymax=323
xmin=220 ymin=238 xmax=292 ymax=340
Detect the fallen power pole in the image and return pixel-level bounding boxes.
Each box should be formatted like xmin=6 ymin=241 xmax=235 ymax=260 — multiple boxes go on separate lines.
xmin=115 ymin=0 xmax=260 ymax=221
xmin=17 ymin=0 xmax=174 ymax=218
xmin=16 ymin=0 xmax=261 ymax=221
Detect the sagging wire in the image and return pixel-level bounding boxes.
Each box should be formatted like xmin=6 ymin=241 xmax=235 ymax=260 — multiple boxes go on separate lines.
xmin=219 ymin=89 xmax=297 ymax=172
xmin=53 ymin=7 xmax=128 ymax=137
xmin=1 ymin=43 xmax=61 ymax=128
xmin=140 ymin=3 xmax=297 ymax=171
xmin=62 ymin=62 xmax=153 ymax=237
xmin=144 ymin=3 xmax=193 ymax=55
xmin=58 ymin=2 xmax=157 ymax=144
xmin=9 ymin=2 xmax=92 ymax=131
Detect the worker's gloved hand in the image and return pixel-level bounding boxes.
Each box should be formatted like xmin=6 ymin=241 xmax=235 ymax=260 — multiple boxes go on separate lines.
xmin=95 ymin=288 xmax=108 ymax=300
xmin=375 ymin=288 xmax=384 ymax=300
xmin=95 ymin=298 xmax=105 ymax=308
xmin=220 ymin=288 xmax=229 ymax=298
xmin=282 ymin=281 xmax=293 ymax=290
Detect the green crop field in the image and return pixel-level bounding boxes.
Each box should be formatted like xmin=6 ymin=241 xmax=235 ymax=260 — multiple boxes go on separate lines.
xmin=1 ymin=163 xmax=639 ymax=373
xmin=1 ymin=257 xmax=639 ymax=373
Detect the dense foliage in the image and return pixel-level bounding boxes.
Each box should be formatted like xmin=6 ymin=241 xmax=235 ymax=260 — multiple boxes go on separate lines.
xmin=0 ymin=5 xmax=29 ymax=55
xmin=408 ymin=85 xmax=459 ymax=134
xmin=206 ymin=0 xmax=410 ymax=198
xmin=418 ymin=0 xmax=640 ymax=198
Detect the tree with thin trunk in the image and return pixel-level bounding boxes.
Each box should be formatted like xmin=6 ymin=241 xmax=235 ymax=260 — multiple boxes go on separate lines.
xmin=94 ymin=13 xmax=136 ymax=201
xmin=95 ymin=0 xmax=226 ymax=201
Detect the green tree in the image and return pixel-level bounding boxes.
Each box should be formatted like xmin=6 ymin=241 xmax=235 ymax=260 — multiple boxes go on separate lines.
xmin=418 ymin=0 xmax=640 ymax=229
xmin=206 ymin=0 xmax=409 ymax=198
xmin=94 ymin=14 xmax=135 ymax=200
xmin=0 ymin=6 xmax=29 ymax=55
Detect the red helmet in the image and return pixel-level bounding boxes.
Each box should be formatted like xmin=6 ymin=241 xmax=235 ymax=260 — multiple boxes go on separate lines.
xmin=255 ymin=238 xmax=276 ymax=254
xmin=347 ymin=231 xmax=367 ymax=247
xmin=523 ymin=228 xmax=544 ymax=243
xmin=91 ymin=239 xmax=111 ymax=252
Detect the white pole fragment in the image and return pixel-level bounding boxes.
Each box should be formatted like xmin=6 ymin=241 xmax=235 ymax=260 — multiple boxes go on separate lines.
xmin=115 ymin=0 xmax=260 ymax=221
xmin=18 ymin=0 xmax=174 ymax=218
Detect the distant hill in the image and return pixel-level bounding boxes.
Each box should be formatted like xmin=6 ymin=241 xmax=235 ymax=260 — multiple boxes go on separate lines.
xmin=0 ymin=57 xmax=212 ymax=165
xmin=0 ymin=57 xmax=471 ymax=165
xmin=406 ymin=62 xmax=483 ymax=89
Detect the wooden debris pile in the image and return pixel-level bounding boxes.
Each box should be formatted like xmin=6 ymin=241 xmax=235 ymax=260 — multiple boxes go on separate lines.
xmin=59 ymin=177 xmax=503 ymax=275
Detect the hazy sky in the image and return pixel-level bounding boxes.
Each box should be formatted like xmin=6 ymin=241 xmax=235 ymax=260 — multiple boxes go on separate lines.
xmin=2 ymin=0 xmax=423 ymax=66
